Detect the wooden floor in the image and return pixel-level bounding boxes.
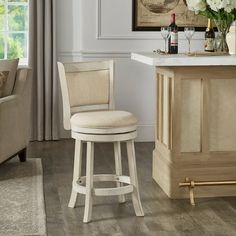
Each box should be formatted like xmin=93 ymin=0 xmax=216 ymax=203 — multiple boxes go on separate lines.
xmin=28 ymin=140 xmax=236 ymax=236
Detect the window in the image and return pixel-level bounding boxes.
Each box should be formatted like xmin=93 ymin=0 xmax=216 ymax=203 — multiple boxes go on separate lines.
xmin=0 ymin=0 xmax=29 ymax=64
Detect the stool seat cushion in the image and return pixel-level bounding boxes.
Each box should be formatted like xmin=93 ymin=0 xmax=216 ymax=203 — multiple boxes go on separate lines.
xmin=71 ymin=110 xmax=137 ymax=133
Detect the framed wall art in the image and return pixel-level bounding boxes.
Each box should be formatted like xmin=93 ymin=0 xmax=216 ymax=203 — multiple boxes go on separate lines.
xmin=132 ymin=0 xmax=207 ymax=31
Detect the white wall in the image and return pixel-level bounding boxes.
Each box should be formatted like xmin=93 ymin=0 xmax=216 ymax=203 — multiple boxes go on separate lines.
xmin=56 ymin=0 xmax=205 ymax=141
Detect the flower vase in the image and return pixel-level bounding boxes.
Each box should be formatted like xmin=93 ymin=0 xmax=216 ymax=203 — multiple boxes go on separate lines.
xmin=214 ymin=19 xmax=232 ymax=53
xmin=226 ymin=21 xmax=236 ymax=55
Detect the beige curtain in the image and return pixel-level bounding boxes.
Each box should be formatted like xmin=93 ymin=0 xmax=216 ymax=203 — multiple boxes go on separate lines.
xmin=29 ymin=0 xmax=60 ymax=141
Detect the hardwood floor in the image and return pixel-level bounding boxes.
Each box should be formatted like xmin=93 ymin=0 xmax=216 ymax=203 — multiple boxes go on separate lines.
xmin=28 ymin=140 xmax=236 ymax=236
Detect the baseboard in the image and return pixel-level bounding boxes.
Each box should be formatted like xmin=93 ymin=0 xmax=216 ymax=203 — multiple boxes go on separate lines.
xmin=136 ymin=124 xmax=155 ymax=142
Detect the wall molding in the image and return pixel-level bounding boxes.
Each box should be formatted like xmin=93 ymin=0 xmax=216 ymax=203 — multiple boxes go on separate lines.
xmin=58 ymin=50 xmax=132 ymax=59
xmin=96 ymin=0 xmax=204 ymax=41
xmin=96 ymin=0 xmax=162 ymax=40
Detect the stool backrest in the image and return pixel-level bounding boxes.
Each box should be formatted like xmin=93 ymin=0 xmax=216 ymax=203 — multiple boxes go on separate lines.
xmin=58 ymin=60 xmax=114 ymax=130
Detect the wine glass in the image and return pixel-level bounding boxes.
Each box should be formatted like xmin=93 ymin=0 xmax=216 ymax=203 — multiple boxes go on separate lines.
xmin=161 ymin=27 xmax=171 ymax=54
xmin=184 ymin=27 xmax=195 ymax=54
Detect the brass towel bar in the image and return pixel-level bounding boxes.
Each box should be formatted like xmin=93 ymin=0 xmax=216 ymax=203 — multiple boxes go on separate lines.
xmin=179 ymin=177 xmax=236 ymax=206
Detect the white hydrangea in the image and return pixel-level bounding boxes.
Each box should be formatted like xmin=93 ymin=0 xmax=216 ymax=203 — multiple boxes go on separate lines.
xmin=225 ymin=0 xmax=236 ymax=12
xmin=186 ymin=0 xmax=207 ymax=13
xmin=207 ymin=0 xmax=236 ymax=12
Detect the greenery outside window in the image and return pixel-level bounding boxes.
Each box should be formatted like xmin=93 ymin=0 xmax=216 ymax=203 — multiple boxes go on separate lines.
xmin=0 ymin=0 xmax=29 ymax=65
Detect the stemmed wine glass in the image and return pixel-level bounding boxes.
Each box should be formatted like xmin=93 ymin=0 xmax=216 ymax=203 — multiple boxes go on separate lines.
xmin=161 ymin=27 xmax=171 ymax=54
xmin=184 ymin=27 xmax=195 ymax=54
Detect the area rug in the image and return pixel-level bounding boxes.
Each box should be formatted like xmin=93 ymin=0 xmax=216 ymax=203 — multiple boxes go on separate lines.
xmin=0 ymin=158 xmax=46 ymax=236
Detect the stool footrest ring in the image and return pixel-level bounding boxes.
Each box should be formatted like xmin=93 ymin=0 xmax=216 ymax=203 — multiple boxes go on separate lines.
xmin=72 ymin=174 xmax=133 ymax=196
xmin=94 ymin=185 xmax=133 ymax=196
xmin=77 ymin=174 xmax=131 ymax=185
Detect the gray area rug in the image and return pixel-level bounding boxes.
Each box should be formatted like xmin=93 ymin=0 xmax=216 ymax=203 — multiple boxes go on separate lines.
xmin=0 ymin=158 xmax=46 ymax=236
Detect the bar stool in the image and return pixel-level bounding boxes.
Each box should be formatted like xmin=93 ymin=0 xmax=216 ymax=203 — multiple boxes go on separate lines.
xmin=57 ymin=60 xmax=144 ymax=223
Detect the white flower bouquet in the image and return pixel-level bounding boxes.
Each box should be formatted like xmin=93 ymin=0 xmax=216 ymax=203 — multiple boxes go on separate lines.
xmin=186 ymin=0 xmax=236 ymax=52
xmin=186 ymin=0 xmax=236 ymax=22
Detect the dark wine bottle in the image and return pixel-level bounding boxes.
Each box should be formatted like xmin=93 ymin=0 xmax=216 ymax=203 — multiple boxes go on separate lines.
xmin=168 ymin=13 xmax=178 ymax=54
xmin=205 ymin=19 xmax=215 ymax=52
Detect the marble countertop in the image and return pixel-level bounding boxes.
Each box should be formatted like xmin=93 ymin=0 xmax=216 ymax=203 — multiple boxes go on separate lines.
xmin=131 ymin=52 xmax=236 ymax=66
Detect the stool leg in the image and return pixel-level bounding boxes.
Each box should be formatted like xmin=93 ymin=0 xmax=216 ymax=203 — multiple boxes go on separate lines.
xmin=114 ymin=142 xmax=126 ymax=203
xmin=68 ymin=140 xmax=83 ymax=208
xmin=83 ymin=142 xmax=94 ymax=223
xmin=126 ymin=140 xmax=144 ymax=217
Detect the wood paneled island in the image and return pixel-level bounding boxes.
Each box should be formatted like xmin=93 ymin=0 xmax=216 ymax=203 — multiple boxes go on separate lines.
xmin=132 ymin=52 xmax=236 ymax=202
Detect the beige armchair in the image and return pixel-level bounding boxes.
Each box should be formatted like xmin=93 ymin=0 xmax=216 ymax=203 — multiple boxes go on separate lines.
xmin=0 ymin=66 xmax=32 ymax=164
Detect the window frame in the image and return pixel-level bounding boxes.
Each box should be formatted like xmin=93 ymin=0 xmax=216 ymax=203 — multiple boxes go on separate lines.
xmin=0 ymin=0 xmax=29 ymax=65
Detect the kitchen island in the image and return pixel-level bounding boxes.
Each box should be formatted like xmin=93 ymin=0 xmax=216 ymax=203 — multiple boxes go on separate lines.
xmin=132 ymin=52 xmax=236 ymax=202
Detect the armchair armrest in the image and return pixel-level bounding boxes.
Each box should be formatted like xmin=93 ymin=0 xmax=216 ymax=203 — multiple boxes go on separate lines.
xmin=0 ymin=94 xmax=26 ymax=163
xmin=0 ymin=95 xmax=17 ymax=105
xmin=13 ymin=67 xmax=32 ymax=96
xmin=13 ymin=67 xmax=32 ymax=141
xmin=0 ymin=95 xmax=19 ymax=118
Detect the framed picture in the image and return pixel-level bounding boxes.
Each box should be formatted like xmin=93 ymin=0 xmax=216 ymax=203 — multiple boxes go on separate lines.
xmin=132 ymin=0 xmax=207 ymax=31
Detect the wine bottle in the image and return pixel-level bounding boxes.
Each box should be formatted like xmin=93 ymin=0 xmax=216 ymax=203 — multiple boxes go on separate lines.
xmin=168 ymin=13 xmax=178 ymax=54
xmin=205 ymin=19 xmax=215 ymax=52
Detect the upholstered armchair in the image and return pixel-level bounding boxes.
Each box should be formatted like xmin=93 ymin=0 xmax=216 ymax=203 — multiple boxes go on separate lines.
xmin=0 ymin=60 xmax=32 ymax=164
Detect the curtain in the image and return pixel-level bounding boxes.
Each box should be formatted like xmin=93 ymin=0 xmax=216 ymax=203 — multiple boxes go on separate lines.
xmin=29 ymin=0 xmax=60 ymax=141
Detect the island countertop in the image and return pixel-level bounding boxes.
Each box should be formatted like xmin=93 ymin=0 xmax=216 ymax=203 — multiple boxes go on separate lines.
xmin=131 ymin=52 xmax=236 ymax=66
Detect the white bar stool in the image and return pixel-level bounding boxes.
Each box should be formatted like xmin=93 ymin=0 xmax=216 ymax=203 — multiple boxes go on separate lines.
xmin=58 ymin=60 xmax=144 ymax=223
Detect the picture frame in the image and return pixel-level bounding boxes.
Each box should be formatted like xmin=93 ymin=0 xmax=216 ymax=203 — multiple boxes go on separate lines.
xmin=132 ymin=0 xmax=207 ymax=31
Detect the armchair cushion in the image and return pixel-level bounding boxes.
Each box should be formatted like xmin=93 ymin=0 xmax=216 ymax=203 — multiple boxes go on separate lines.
xmin=0 ymin=58 xmax=19 ymax=97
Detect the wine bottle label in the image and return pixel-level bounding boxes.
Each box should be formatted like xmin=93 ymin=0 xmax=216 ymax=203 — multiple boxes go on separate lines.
xmin=171 ymin=32 xmax=178 ymax=46
xmin=205 ymin=38 xmax=214 ymax=51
